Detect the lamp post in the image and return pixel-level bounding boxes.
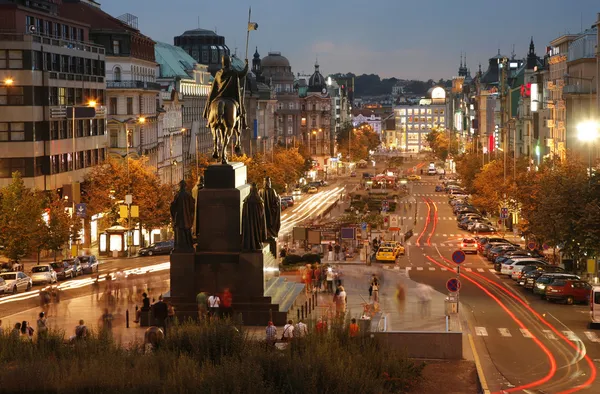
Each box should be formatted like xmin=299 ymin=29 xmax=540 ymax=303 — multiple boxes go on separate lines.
xmin=577 ymin=121 xmax=599 ymax=185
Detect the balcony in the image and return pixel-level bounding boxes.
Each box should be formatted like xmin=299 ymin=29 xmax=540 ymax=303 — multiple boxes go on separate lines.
xmin=50 ymin=106 xmax=107 ymax=120
xmin=0 ymin=33 xmax=106 ymax=55
xmin=107 ymin=81 xmax=162 ymax=91
xmin=563 ymin=84 xmax=596 ymax=95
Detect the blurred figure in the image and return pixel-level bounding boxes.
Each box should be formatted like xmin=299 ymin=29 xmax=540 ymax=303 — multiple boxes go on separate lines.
xmin=416 ymin=283 xmax=433 ymax=318
xmin=349 ymin=318 xmax=359 ymax=337
xmin=100 ymin=308 xmax=113 ymax=336
xmin=36 ymin=312 xmax=48 ymax=339
xmin=265 ymin=321 xmax=277 ymax=348
xmin=20 ymin=321 xmax=33 ymax=340
xmin=316 ymin=316 xmax=327 ymax=334
xmin=221 ymin=288 xmax=233 ymax=319
xmin=11 ymin=323 xmax=21 ymax=339
xmin=395 ymin=281 xmax=406 ymax=314
xmin=91 ymin=275 xmax=100 ymax=303
xmin=335 ymin=286 xmax=347 ymax=318
xmin=196 ymin=291 xmax=208 ymax=320
xmin=39 ymin=289 xmax=51 ymax=316
xmin=295 ymin=319 xmax=308 ymax=338
xmin=75 ymin=319 xmax=88 ymax=340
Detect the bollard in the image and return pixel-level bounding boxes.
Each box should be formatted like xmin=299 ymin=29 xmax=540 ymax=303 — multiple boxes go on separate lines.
xmin=305 ymin=301 xmax=308 ymax=316
xmin=309 ymin=297 xmax=312 ymax=313
xmin=126 ymin=309 xmax=129 ymax=328
xmin=297 ymin=308 xmax=300 ymax=321
xmin=314 ymin=292 xmax=317 ymax=307
xmin=301 ymin=305 xmax=305 ymax=320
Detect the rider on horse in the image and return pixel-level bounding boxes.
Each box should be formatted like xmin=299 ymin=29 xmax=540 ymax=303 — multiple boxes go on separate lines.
xmin=203 ymin=55 xmax=249 ymax=132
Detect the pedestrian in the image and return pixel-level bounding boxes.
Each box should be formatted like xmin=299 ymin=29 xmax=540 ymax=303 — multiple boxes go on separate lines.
xmin=372 ymin=279 xmax=380 ymax=303
xmin=91 ymin=275 xmax=100 ymax=302
xmin=221 ymin=288 xmax=233 ymax=319
xmin=302 ymin=265 xmax=312 ymax=293
xmin=336 ymin=286 xmax=347 ymax=318
xmin=134 ymin=292 xmax=151 ymax=323
xmin=265 ymin=321 xmax=277 ymax=348
xmin=326 ymin=267 xmax=334 ymax=293
xmin=279 ymin=246 xmax=287 ymax=264
xmin=196 ymin=291 xmax=208 ymax=320
xmin=340 ymin=245 xmax=346 ymax=261
xmin=0 ymin=319 xmax=3 ymax=336
xmin=37 ymin=312 xmax=48 ymax=339
xmin=396 ymin=281 xmax=406 ymax=314
xmin=316 ymin=316 xmax=327 ymax=334
xmin=282 ymin=319 xmax=294 ymax=342
xmin=208 ymin=292 xmax=221 ymax=318
xmin=20 ymin=321 xmax=33 ymax=340
xmin=100 ymin=308 xmax=113 ymax=336
xmin=152 ymin=295 xmax=169 ymax=334
xmin=295 ymin=319 xmax=308 ymax=338
xmin=368 ymin=281 xmax=373 ymax=299
xmin=349 ymin=318 xmax=360 ymax=337
xmin=328 ymin=242 xmax=334 ymax=261
xmin=11 ymin=323 xmax=21 ymax=339
xmin=416 ymin=283 xmax=433 ymax=318
xmin=334 ymin=243 xmax=341 ymax=262
xmin=313 ymin=264 xmax=321 ymax=292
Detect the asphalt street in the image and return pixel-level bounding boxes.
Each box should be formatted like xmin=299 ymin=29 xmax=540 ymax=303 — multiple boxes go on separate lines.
xmin=402 ymin=177 xmax=599 ymax=394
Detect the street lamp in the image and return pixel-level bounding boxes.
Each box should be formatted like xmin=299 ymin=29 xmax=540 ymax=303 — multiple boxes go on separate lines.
xmin=577 ymin=121 xmax=599 ymax=183
xmin=3 ymin=78 xmax=13 ymax=86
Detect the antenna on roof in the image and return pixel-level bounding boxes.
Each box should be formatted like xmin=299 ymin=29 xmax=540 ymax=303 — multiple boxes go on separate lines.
xmin=198 ymin=16 xmax=200 ymax=29
xmin=511 ymin=44 xmax=515 ymax=59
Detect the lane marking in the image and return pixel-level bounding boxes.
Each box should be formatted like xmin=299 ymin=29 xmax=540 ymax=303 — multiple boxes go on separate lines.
xmin=417 ymin=267 xmax=423 ymax=271
xmin=562 ymin=331 xmax=579 ymax=341
xmin=428 ymin=267 xmax=435 ymax=271
xmin=498 ymin=328 xmax=512 ymax=337
xmin=488 ymin=269 xmax=495 ymax=273
xmin=520 ymin=328 xmax=533 ymax=338
xmin=475 ymin=326 xmax=488 ymax=336
xmin=465 ymin=268 xmax=473 ymax=272
xmin=405 ymin=267 xmax=412 ymax=271
xmin=542 ymin=329 xmax=557 ymax=340
xmin=477 ymin=268 xmax=484 ymax=272
xmin=584 ymin=331 xmax=600 ymax=343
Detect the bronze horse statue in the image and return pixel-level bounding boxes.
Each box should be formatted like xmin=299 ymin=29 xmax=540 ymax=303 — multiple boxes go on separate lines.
xmin=207 ymin=97 xmax=243 ymax=164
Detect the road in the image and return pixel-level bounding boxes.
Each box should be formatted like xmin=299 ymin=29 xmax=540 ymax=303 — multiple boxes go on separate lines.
xmin=401 ymin=177 xmax=598 ymax=393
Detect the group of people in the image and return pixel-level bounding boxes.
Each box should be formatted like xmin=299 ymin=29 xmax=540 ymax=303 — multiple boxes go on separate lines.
xmin=195 ymin=288 xmax=233 ymax=320
xmin=301 ymin=264 xmax=344 ymax=295
xmin=133 ymin=294 xmax=175 ymax=334
xmin=326 ymin=242 xmax=350 ymax=262
xmin=265 ymin=316 xmax=361 ymax=347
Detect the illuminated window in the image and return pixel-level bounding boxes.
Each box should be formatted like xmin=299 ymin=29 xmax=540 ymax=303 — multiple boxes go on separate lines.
xmin=399 ymin=109 xmax=406 ymax=115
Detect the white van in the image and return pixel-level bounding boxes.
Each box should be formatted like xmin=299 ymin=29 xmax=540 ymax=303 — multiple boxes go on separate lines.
xmin=590 ymin=286 xmax=600 ymax=327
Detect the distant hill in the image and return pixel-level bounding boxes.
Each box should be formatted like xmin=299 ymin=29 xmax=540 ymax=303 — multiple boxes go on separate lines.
xmin=330 ymin=73 xmax=451 ymax=98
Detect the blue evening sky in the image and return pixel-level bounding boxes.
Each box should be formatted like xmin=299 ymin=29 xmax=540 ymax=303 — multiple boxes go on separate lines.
xmin=98 ymin=0 xmax=599 ymax=80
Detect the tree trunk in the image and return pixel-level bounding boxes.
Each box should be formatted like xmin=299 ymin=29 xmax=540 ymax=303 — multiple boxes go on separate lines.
xmin=37 ymin=249 xmax=41 ymax=264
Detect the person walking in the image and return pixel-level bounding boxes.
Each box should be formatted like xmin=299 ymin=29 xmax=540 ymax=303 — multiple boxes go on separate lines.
xmin=152 ymin=295 xmax=169 ymax=334
xmin=336 ymin=286 xmax=347 ymax=318
xmin=334 ymin=243 xmax=341 ymax=262
xmin=295 ymin=319 xmax=308 ymax=338
xmin=207 ymin=292 xmax=221 ymax=319
xmin=100 ymin=308 xmax=113 ymax=337
xmin=282 ymin=319 xmax=294 ymax=342
xmin=221 ymin=288 xmax=233 ymax=319
xmin=36 ymin=312 xmax=48 ymax=339
xmin=417 ymin=283 xmax=433 ymax=317
xmin=196 ymin=291 xmax=208 ymax=320
xmin=316 ymin=317 xmax=327 ymax=334
xmin=328 ymin=243 xmax=334 ymax=262
xmin=372 ymin=279 xmax=380 ymax=303
xmin=349 ymin=318 xmax=360 ymax=337
xmin=326 ymin=267 xmax=335 ymax=293
xmin=265 ymin=321 xmax=277 ymax=348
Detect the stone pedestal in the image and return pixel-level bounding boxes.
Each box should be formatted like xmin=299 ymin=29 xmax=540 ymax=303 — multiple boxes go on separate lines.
xmin=169 ymin=162 xmax=303 ymax=326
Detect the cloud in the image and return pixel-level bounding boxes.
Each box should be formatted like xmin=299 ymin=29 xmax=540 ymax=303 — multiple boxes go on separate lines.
xmin=311 ymin=41 xmax=336 ymax=53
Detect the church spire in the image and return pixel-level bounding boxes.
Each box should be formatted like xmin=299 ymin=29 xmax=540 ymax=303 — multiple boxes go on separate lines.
xmin=526 ymin=37 xmax=537 ymax=69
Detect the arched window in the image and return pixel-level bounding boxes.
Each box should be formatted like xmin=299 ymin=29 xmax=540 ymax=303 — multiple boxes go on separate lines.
xmin=114 ymin=66 xmax=122 ymax=82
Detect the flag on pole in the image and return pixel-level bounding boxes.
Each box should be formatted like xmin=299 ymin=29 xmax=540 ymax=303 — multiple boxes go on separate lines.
xmin=248 ymin=22 xmax=258 ymax=31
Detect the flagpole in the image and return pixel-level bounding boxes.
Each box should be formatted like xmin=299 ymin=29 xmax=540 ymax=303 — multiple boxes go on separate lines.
xmin=242 ymin=6 xmax=251 ymax=154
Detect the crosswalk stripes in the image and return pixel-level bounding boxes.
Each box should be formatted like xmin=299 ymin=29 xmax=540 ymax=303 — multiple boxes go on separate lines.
xmin=401 ymin=265 xmax=498 ymax=273
xmin=464 ymin=268 xmax=472 ymax=272
xmin=477 ymin=268 xmax=484 ymax=272
xmin=520 ymin=328 xmax=533 ymax=338
xmin=428 ymin=267 xmax=435 ymax=271
xmin=542 ymin=330 xmax=557 ymax=340
xmin=405 ymin=267 xmax=412 ymax=271
xmin=475 ymin=327 xmax=488 ymax=336
xmin=488 ymin=269 xmax=496 ymax=273
xmin=498 ymin=328 xmax=512 ymax=337
xmin=562 ymin=331 xmax=579 ymax=341
xmin=416 ymin=267 xmax=424 ymax=271
xmin=584 ymin=331 xmax=600 ymax=342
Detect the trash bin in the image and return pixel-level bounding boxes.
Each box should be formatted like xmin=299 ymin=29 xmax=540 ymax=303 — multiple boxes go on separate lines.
xmin=358 ymin=318 xmax=371 ymax=333
xmin=445 ymin=296 xmax=458 ymax=315
xmin=112 ymin=250 xmax=119 ymax=258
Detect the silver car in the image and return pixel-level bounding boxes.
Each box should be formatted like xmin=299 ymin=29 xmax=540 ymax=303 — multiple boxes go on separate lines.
xmin=30 ymin=264 xmax=57 ymax=285
xmin=0 ymin=271 xmax=33 ymax=293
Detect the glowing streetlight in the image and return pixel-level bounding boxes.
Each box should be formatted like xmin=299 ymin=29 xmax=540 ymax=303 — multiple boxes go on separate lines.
xmin=3 ymin=78 xmax=14 ymax=86
xmin=138 ymin=117 xmax=146 ymax=124
xmin=87 ymin=100 xmax=97 ymax=107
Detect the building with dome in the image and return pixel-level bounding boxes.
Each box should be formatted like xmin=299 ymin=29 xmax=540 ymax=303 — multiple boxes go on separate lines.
xmin=174 ymin=28 xmax=230 ymax=75
xmin=260 ymin=51 xmax=301 ymax=147
xmin=393 ymin=86 xmax=449 ymax=152
xmin=299 ymin=62 xmax=333 ymax=161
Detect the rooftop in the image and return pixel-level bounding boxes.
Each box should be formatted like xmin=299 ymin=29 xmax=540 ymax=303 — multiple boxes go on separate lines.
xmin=155 ymin=41 xmax=197 ymax=79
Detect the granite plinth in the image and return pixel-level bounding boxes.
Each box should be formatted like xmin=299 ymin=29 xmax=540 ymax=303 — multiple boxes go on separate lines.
xmin=204 ymin=162 xmax=247 ymax=189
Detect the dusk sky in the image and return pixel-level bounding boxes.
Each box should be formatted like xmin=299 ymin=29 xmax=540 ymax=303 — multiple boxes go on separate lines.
xmin=100 ymin=0 xmax=599 ymax=80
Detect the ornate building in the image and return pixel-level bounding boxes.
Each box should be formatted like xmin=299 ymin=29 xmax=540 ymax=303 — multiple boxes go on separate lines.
xmin=174 ymin=28 xmax=230 ymax=75
xmin=300 ymin=62 xmax=331 ymax=161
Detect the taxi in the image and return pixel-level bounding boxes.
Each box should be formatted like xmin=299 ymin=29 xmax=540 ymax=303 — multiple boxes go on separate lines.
xmin=307 ymin=186 xmax=318 ymax=194
xmin=407 ymin=174 xmax=421 ymax=181
xmin=381 ymin=241 xmax=405 ymax=256
xmin=375 ymin=247 xmax=396 ymax=262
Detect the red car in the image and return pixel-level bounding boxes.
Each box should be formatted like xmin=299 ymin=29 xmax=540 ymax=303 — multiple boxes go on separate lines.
xmin=545 ymin=279 xmax=592 ymax=304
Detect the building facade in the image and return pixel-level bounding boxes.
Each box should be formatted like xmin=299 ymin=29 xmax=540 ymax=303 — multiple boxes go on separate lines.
xmin=0 ymin=0 xmax=108 ymax=193
xmin=393 ymin=87 xmax=448 ymax=152
xmin=299 ymin=62 xmax=332 ymax=161
xmin=352 ymin=109 xmax=382 ymax=134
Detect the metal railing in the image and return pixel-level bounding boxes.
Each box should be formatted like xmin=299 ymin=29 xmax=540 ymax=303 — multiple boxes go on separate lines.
xmin=107 ymin=81 xmax=162 ymax=91
xmin=563 ymin=84 xmax=596 ymax=95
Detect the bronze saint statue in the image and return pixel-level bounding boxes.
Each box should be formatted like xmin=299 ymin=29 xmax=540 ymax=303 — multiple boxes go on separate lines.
xmin=170 ymin=180 xmax=195 ymax=252
xmin=259 ymin=176 xmax=281 ymax=257
xmin=203 ymin=55 xmax=248 ymax=164
xmin=191 ymin=175 xmax=204 ymax=239
xmin=241 ymin=182 xmax=267 ymax=251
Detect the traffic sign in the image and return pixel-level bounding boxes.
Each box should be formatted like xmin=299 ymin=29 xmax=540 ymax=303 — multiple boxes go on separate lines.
xmin=361 ymin=222 xmax=367 ymax=231
xmin=527 ymin=241 xmax=537 ymax=251
xmin=75 ymin=203 xmax=87 ymax=218
xmin=500 ymin=207 xmax=509 ymax=219
xmin=542 ymin=243 xmax=549 ymax=250
xmin=451 ymin=250 xmax=466 ymax=264
xmin=446 ymin=278 xmax=461 ymax=292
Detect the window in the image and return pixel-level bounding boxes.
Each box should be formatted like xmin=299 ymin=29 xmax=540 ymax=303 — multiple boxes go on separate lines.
xmin=202 ymin=50 xmax=209 ymax=63
xmin=113 ymin=66 xmax=121 ymax=81
xmin=0 ymin=86 xmax=24 ymax=105
xmin=289 ymin=102 xmax=294 ymax=110
xmin=62 ymin=24 xmax=68 ymax=39
xmin=58 ymin=88 xmax=66 ymax=105
xmin=110 ymin=130 xmax=118 ymax=148
xmin=287 ymin=115 xmax=292 ymax=123
xmin=0 ymin=122 xmax=7 ymax=141
xmin=8 ymin=50 xmax=22 ymax=69
xmin=126 ymin=97 xmax=133 ymax=115
xmin=109 ymin=97 xmax=117 ymax=115
xmin=0 ymin=158 xmax=25 ymax=178
xmin=287 ymin=126 xmax=293 ymax=135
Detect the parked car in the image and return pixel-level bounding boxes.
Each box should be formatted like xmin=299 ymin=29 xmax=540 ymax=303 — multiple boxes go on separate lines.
xmin=30 ymin=264 xmax=57 ymax=285
xmin=63 ymin=258 xmax=82 ymax=277
xmin=281 ymin=196 xmax=294 ymax=206
xmin=500 ymin=257 xmax=545 ymax=276
xmin=590 ymin=286 xmax=600 ymax=327
xmin=76 ymin=255 xmax=99 ymax=274
xmin=470 ymin=223 xmax=496 ymax=233
xmin=523 ymin=266 xmax=566 ymax=289
xmin=545 ymin=279 xmax=592 ymax=304
xmin=487 ymin=245 xmax=518 ymax=261
xmin=533 ymin=273 xmax=580 ymax=298
xmin=460 ymin=238 xmax=478 ymax=254
xmin=307 ymin=186 xmax=318 ymax=194
xmin=509 ymin=260 xmax=547 ymax=279
xmin=0 ymin=272 xmax=32 ymax=294
xmin=381 ymin=241 xmax=405 ymax=256
xmin=50 ymin=261 xmax=74 ymax=280
xmin=292 ymin=188 xmax=302 ymax=195
xmin=139 ymin=240 xmax=174 ymax=257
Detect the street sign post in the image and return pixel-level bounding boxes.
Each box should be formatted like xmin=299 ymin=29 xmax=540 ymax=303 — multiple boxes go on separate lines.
xmin=542 ymin=243 xmax=549 ymax=250
xmin=451 ymin=250 xmax=466 ymax=265
xmin=361 ymin=222 xmax=367 ymax=231
xmin=446 ymin=278 xmax=461 ymax=292
xmin=527 ymin=241 xmax=537 ymax=251
xmin=500 ymin=207 xmax=509 ymax=219
xmin=75 ymin=203 xmax=87 ymax=218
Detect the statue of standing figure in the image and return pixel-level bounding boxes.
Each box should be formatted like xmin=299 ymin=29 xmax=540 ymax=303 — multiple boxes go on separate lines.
xmin=259 ymin=176 xmax=281 ymax=256
xmin=170 ymin=180 xmax=195 ymax=252
xmin=241 ymin=183 xmax=268 ymax=251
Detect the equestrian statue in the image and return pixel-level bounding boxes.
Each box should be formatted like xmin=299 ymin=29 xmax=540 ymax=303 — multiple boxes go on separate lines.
xmin=203 ymin=55 xmax=248 ymax=164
